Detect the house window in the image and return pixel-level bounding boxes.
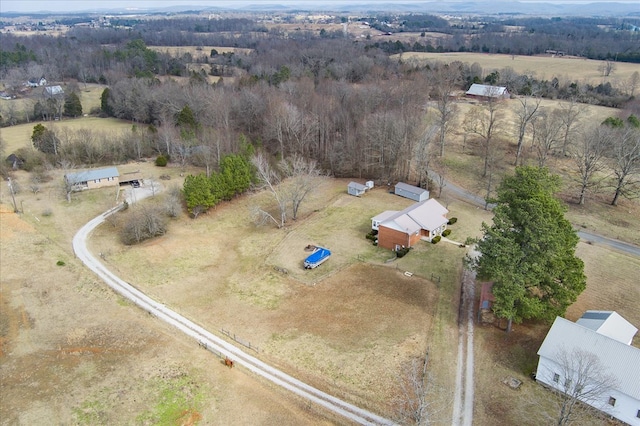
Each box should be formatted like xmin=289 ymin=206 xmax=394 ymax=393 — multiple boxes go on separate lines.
xmin=94 ymin=179 xmax=100 ymax=183
xmin=553 ymin=373 xmax=559 ymax=383
xmin=636 ymin=409 xmax=640 ymax=418
xmin=608 ymin=397 xmax=616 ymax=406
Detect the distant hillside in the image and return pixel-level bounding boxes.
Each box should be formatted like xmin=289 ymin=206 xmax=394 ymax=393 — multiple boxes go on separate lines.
xmin=2 ymin=1 xmax=639 ymax=18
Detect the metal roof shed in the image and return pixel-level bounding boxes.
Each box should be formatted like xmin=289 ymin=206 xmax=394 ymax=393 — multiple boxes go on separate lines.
xmin=348 ymin=181 xmax=368 ymax=197
xmin=394 ymin=182 xmax=429 ymax=202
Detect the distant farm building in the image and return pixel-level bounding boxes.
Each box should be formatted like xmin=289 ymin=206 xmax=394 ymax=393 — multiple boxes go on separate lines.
xmin=536 ymin=312 xmax=640 ymax=426
xmin=43 ymin=85 xmax=64 ymax=97
xmin=465 ymin=84 xmax=510 ymax=101
xmin=372 ymin=198 xmax=449 ymax=250
xmin=65 ymin=167 xmax=119 ymax=190
xmin=27 ymin=77 xmax=47 ymax=87
xmin=394 ymin=182 xmax=429 ymax=202
xmin=347 ymin=181 xmax=373 ymax=197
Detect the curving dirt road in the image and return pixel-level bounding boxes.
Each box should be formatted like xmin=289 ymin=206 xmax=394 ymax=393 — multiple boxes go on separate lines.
xmin=72 ymin=187 xmax=394 ymax=426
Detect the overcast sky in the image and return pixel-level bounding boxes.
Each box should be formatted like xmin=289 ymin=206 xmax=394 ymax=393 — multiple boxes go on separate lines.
xmin=2 ymin=0 xmax=638 ymax=13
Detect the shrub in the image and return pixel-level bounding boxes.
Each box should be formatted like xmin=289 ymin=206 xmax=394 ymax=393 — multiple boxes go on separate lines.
xmin=155 ymin=155 xmax=168 ymax=167
xmin=365 ymin=231 xmax=377 ymax=241
xmin=448 ymin=217 xmax=458 ymax=225
xmin=442 ymin=229 xmax=451 ymax=237
xmin=42 ymin=208 xmax=53 ymax=217
xmin=121 ymin=206 xmax=168 ymax=245
xmin=431 ymin=236 xmax=441 ymax=244
xmin=56 ymin=260 xmax=65 ymax=266
xmin=396 ymin=247 xmax=411 ymax=257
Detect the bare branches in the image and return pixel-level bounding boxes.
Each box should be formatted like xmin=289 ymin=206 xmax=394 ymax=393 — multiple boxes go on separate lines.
xmin=251 ymin=153 xmax=324 ymax=227
xmin=548 ymin=347 xmax=618 ymax=426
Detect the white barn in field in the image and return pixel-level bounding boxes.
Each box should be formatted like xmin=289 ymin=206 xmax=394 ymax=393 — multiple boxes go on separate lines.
xmin=536 ymin=311 xmax=640 ymax=425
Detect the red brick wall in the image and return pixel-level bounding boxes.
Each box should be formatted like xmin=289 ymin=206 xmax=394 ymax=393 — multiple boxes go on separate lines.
xmin=378 ymin=226 xmax=421 ymax=250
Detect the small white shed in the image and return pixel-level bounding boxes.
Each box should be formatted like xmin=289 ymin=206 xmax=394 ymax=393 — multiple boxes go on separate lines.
xmin=348 ymin=181 xmax=368 ymax=197
xmin=395 ymin=182 xmax=429 ymax=202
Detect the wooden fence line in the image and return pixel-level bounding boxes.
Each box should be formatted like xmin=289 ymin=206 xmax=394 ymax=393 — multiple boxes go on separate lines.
xmin=221 ymin=328 xmax=259 ymax=353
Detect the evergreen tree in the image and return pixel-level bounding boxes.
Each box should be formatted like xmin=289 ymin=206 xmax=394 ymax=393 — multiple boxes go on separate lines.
xmin=183 ymin=173 xmax=216 ymax=218
xmin=63 ymin=92 xmax=83 ymax=117
xmin=471 ymin=166 xmax=586 ymax=332
xmin=100 ymin=88 xmax=113 ymax=116
xmin=31 ymin=123 xmax=60 ymax=155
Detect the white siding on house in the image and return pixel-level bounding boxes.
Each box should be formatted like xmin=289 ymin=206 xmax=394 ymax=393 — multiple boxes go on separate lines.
xmin=537 ymin=316 xmax=640 ymax=426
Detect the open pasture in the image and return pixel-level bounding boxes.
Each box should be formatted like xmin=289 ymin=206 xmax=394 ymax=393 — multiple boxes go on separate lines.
xmin=0 ymin=117 xmax=136 ymax=154
xmin=401 ymin=51 xmax=640 ymax=85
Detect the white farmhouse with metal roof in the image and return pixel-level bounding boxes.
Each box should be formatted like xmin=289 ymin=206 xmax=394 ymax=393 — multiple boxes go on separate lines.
xmin=536 ymin=313 xmax=640 ymax=425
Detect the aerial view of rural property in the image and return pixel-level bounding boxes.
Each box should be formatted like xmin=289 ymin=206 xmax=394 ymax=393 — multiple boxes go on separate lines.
xmin=1 ymin=0 xmax=639 ymax=424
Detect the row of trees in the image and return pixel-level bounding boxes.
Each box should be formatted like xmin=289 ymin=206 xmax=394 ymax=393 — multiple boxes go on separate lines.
xmin=183 ymin=150 xmax=253 ymax=218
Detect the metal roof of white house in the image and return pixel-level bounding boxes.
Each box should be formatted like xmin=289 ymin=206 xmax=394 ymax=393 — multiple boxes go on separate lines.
xmin=65 ymin=167 xmax=119 ymax=184
xmin=538 ymin=316 xmax=640 ymax=400
xmin=577 ymin=311 xmax=638 ymax=345
xmin=465 ymin=84 xmax=508 ymax=98
xmin=374 ymin=199 xmax=449 ymax=234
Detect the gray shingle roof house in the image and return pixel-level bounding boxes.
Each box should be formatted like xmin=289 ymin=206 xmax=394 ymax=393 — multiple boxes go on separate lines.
xmin=536 ymin=313 xmax=640 ymax=425
xmin=465 ymin=84 xmax=509 ymax=100
xmin=65 ymin=167 xmax=120 ymax=190
xmin=394 ymin=182 xmax=429 ymax=202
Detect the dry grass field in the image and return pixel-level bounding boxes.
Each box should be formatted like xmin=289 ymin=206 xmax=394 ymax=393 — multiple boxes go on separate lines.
xmin=0 ymin=83 xmax=107 ymax=124
xmin=401 ymin=52 xmax=640 ymax=86
xmin=2 ymin=50 xmax=640 ymax=423
xmin=1 ymin=117 xmax=135 ymax=155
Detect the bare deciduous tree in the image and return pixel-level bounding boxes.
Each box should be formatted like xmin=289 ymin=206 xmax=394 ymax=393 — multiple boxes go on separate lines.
xmin=628 ymin=71 xmax=640 ymax=97
xmin=540 ymin=347 xmax=617 ymax=426
xmin=431 ymin=66 xmax=460 ymax=157
xmin=608 ymin=127 xmax=640 ymax=206
xmin=513 ymin=95 xmax=541 ymax=166
xmin=393 ymin=356 xmax=441 ymax=426
xmin=251 ymin=152 xmax=323 ymax=227
xmin=251 ymin=152 xmax=287 ymax=227
xmin=558 ymin=98 xmax=585 ymax=156
xmin=121 ymin=205 xmax=168 ymax=245
xmin=572 ymin=126 xmax=612 ymax=205
xmin=463 ymin=88 xmax=505 ymax=177
xmin=597 ymin=60 xmax=616 ymax=78
xmin=533 ymin=109 xmax=563 ymax=167
xmin=279 ymin=154 xmax=324 ymax=220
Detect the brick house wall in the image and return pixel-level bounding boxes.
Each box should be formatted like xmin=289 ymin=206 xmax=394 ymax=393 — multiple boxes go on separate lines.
xmin=378 ymin=226 xmax=422 ymax=250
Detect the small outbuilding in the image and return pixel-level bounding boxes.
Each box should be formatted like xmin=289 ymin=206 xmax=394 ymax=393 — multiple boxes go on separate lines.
xmin=394 ymin=182 xmax=429 ymax=202
xmin=348 ymin=181 xmax=368 ymax=197
xmin=65 ymin=167 xmax=120 ymax=190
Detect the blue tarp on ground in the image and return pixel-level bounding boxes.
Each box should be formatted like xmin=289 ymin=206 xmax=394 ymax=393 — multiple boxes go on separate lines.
xmin=304 ymin=247 xmax=331 ymax=268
